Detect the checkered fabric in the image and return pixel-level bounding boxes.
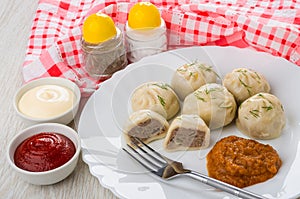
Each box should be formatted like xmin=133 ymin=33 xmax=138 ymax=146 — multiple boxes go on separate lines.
xmin=23 ymin=0 xmax=300 ymax=96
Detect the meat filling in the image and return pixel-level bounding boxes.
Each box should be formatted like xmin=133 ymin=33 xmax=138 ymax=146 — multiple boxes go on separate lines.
xmin=167 ymin=127 xmax=206 ymax=149
xmin=128 ymin=119 xmax=166 ymax=144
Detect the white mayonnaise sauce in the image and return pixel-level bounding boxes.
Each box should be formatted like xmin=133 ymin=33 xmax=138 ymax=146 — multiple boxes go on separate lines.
xmin=18 ymin=85 xmax=75 ymax=119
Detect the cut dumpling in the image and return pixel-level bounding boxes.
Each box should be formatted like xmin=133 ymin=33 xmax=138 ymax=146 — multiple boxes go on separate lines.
xmin=123 ymin=110 xmax=169 ymax=147
xmin=236 ymin=93 xmax=286 ymax=140
xmin=223 ymin=68 xmax=271 ymax=104
xmin=131 ymin=81 xmax=180 ymax=120
xmin=163 ymin=114 xmax=210 ymax=151
xmin=182 ymin=83 xmax=237 ymax=129
xmin=171 ymin=61 xmax=218 ymax=100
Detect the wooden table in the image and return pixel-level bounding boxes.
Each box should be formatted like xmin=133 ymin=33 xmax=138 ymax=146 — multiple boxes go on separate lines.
xmin=0 ymin=1 xmax=118 ymax=198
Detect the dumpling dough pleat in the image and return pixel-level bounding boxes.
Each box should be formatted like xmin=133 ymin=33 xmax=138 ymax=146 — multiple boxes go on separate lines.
xmin=131 ymin=81 xmax=180 ymax=120
xmin=163 ymin=114 xmax=210 ymax=151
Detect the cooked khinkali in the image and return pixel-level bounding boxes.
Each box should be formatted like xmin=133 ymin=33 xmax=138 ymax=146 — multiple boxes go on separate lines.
xmin=163 ymin=114 xmax=210 ymax=151
xmin=171 ymin=61 xmax=218 ymax=100
xmin=131 ymin=81 xmax=180 ymax=120
xmin=236 ymin=93 xmax=286 ymax=140
xmin=123 ymin=110 xmax=169 ymax=147
xmin=223 ymin=68 xmax=271 ymax=104
xmin=182 ymin=83 xmax=237 ymax=129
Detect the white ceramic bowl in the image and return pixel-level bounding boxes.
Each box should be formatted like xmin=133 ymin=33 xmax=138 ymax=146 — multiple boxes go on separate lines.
xmin=7 ymin=123 xmax=81 ymax=185
xmin=14 ymin=77 xmax=81 ymax=125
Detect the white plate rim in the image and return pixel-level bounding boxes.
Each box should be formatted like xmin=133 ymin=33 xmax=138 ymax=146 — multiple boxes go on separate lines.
xmin=78 ymin=46 xmax=300 ymax=199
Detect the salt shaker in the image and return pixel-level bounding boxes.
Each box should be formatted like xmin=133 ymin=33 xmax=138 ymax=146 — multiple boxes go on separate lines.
xmin=81 ymin=13 xmax=127 ymax=79
xmin=125 ymin=2 xmax=167 ymax=63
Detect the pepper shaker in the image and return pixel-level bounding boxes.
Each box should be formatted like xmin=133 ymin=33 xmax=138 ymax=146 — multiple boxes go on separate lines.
xmin=81 ymin=13 xmax=127 ymax=79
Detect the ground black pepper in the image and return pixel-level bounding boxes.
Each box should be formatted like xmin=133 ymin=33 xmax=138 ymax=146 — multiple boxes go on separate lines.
xmin=81 ymin=28 xmax=128 ymax=78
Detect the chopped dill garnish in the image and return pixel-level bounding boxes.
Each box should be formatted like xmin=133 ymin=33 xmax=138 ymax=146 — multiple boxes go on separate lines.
xmin=237 ymin=69 xmax=248 ymax=73
xmin=204 ymin=87 xmax=221 ymax=94
xmin=249 ymin=109 xmax=260 ymax=118
xmin=177 ymin=68 xmax=187 ymax=72
xmin=194 ymin=91 xmax=206 ymax=102
xmin=157 ymin=95 xmax=166 ymax=107
xmin=258 ymin=93 xmax=264 ymax=97
xmin=187 ymin=61 xmax=197 ymax=66
xmin=262 ymin=106 xmax=273 ymax=111
xmin=179 ymin=60 xmax=220 ymax=78
xmin=198 ymin=63 xmax=213 ymax=72
xmin=197 ymin=63 xmax=221 ymax=78
xmin=258 ymin=93 xmax=274 ymax=105
xmin=238 ymin=77 xmax=252 ymax=96
xmin=254 ymin=71 xmax=261 ymax=81
xmin=236 ymin=69 xmax=249 ymax=78
xmin=153 ymin=83 xmax=169 ymax=90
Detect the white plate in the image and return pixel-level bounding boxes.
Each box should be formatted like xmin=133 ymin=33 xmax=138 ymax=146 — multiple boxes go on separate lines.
xmin=78 ymin=46 xmax=300 ymax=199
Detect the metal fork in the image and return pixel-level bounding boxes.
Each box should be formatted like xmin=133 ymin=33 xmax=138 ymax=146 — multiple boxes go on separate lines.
xmin=123 ymin=137 xmax=267 ymax=199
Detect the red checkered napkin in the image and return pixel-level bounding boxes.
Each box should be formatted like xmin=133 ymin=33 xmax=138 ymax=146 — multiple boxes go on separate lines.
xmin=23 ymin=0 xmax=300 ymax=96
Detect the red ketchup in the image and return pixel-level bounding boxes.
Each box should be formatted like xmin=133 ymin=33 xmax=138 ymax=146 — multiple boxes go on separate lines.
xmin=14 ymin=132 xmax=75 ymax=172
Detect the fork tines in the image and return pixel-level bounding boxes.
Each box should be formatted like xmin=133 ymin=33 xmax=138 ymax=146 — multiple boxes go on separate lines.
xmin=122 ymin=137 xmax=168 ymax=176
xmin=123 ymin=138 xmax=267 ymax=199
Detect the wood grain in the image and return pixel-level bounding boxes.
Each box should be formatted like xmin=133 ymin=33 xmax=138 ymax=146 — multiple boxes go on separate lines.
xmin=0 ymin=1 xmax=118 ymax=198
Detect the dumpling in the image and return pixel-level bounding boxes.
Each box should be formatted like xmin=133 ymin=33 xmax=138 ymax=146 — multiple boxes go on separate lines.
xmin=163 ymin=114 xmax=210 ymax=151
xmin=131 ymin=81 xmax=180 ymax=120
xmin=171 ymin=61 xmax=218 ymax=100
xmin=223 ymin=68 xmax=271 ymax=104
xmin=182 ymin=83 xmax=237 ymax=129
xmin=236 ymin=93 xmax=286 ymax=140
xmin=123 ymin=110 xmax=169 ymax=147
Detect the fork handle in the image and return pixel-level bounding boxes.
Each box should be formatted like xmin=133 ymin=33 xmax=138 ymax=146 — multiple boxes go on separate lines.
xmin=185 ymin=171 xmax=267 ymax=199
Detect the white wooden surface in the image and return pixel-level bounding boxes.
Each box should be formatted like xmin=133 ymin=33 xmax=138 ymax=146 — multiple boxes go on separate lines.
xmin=0 ymin=1 xmax=118 ymax=198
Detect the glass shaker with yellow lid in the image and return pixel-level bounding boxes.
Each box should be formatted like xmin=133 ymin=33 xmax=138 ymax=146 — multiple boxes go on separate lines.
xmin=81 ymin=13 xmax=127 ymax=79
xmin=125 ymin=2 xmax=167 ymax=63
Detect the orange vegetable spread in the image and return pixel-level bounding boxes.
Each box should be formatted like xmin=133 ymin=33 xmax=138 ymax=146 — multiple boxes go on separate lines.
xmin=206 ymin=135 xmax=281 ymax=188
